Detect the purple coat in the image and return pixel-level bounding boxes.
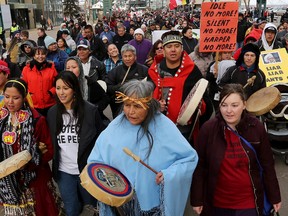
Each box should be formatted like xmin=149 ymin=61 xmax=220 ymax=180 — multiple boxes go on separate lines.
xmin=128 ymin=38 xmax=152 ymax=65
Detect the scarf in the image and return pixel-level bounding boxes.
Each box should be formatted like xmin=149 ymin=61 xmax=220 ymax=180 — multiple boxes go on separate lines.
xmin=0 ymin=107 xmax=40 ymax=214
xmin=241 ymin=63 xmax=255 ymax=73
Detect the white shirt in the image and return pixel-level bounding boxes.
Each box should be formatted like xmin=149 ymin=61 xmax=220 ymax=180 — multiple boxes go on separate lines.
xmin=57 ymin=110 xmax=80 ymax=174
xmin=81 ymin=56 xmax=92 ymax=100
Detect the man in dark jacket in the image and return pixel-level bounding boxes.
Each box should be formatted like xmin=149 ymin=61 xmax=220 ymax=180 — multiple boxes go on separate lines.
xmin=220 ymin=43 xmax=266 ymax=98
xmin=280 ymin=8 xmax=288 ymax=23
xmin=255 ymin=23 xmax=283 ymax=51
xmin=112 ymin=23 xmax=133 ymax=53
xmin=106 ymin=44 xmax=148 ymax=118
xmin=237 ymin=13 xmax=252 ymax=49
xmin=83 ymin=25 xmax=106 ymax=61
xmin=40 ymin=15 xmax=47 ymax=30
xmin=37 ymin=27 xmax=47 ymax=47
xmin=77 ymin=39 xmax=106 ymax=82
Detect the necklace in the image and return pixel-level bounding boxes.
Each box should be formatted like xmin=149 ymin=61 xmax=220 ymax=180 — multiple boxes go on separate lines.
xmin=2 ymin=114 xmax=20 ymax=145
xmin=2 ymin=110 xmax=30 ymax=145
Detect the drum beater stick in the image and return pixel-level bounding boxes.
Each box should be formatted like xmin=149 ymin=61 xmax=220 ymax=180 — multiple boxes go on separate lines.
xmin=121 ymin=66 xmax=131 ymax=85
xmin=123 ymin=147 xmax=158 ymax=174
xmin=243 ymin=75 xmax=256 ymax=89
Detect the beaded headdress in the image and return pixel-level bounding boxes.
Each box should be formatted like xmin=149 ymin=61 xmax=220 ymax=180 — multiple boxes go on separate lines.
xmin=162 ymin=31 xmax=183 ymax=46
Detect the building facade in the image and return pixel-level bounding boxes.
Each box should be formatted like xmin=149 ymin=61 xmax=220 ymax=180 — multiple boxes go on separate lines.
xmin=0 ymin=0 xmax=63 ymax=30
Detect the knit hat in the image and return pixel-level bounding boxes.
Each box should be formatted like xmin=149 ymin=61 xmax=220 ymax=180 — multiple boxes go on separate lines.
xmin=133 ymin=28 xmax=144 ymax=36
xmin=44 ymin=36 xmax=57 ymax=48
xmin=77 ymin=39 xmax=90 ymax=49
xmin=236 ymin=43 xmax=260 ymax=68
xmin=255 ymin=17 xmax=267 ymax=26
xmin=244 ymin=29 xmax=262 ymax=44
xmin=60 ymin=23 xmax=67 ymax=28
xmin=241 ymin=43 xmax=260 ymax=56
xmin=0 ymin=60 xmax=10 ymax=75
xmin=12 ymin=30 xmax=21 ymax=38
xmin=161 ymin=30 xmax=183 ymax=46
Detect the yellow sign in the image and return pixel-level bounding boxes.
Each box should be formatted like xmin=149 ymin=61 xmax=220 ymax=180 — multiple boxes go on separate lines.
xmin=259 ymin=48 xmax=288 ymax=86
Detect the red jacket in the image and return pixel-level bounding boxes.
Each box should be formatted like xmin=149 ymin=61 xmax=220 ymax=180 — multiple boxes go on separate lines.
xmin=22 ymin=61 xmax=57 ymax=109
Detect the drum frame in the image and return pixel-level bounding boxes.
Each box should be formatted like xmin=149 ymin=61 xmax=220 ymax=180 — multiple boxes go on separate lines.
xmin=80 ymin=163 xmax=134 ymax=207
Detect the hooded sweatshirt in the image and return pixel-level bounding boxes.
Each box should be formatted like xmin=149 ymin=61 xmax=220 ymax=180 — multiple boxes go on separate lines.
xmin=233 ymin=28 xmax=262 ymax=60
xmin=64 ymin=57 xmax=109 ymax=116
xmin=256 ymin=23 xmax=283 ymax=51
xmin=18 ymin=40 xmax=36 ymax=69
xmin=65 ymin=56 xmax=86 ymax=98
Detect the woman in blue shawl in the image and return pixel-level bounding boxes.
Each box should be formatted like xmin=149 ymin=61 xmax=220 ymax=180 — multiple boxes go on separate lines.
xmin=88 ymin=79 xmax=198 ymax=216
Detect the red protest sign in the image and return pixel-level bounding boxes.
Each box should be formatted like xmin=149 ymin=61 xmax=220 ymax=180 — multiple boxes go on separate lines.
xmin=200 ymin=2 xmax=239 ymax=52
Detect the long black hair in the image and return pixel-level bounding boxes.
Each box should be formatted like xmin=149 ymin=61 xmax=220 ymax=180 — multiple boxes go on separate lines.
xmin=55 ymin=71 xmax=85 ymax=135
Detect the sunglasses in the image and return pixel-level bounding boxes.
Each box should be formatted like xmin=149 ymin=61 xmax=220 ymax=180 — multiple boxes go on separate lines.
xmin=156 ymin=47 xmax=163 ymax=50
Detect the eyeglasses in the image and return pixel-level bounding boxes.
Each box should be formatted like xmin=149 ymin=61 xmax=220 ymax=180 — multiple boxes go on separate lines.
xmin=156 ymin=47 xmax=163 ymax=50
xmin=24 ymin=45 xmax=31 ymax=48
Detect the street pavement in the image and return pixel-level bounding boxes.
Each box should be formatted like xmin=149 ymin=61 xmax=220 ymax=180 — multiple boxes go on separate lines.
xmin=0 ymin=25 xmax=286 ymax=216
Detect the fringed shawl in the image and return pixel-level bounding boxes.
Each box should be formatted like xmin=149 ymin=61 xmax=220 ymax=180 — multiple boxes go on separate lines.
xmin=88 ymin=113 xmax=198 ymax=215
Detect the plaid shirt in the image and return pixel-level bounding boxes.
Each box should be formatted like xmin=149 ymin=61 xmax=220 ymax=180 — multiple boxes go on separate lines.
xmin=104 ymin=57 xmax=123 ymax=73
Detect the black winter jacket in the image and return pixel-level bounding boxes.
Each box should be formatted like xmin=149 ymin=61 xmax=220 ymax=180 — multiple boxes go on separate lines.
xmin=47 ymin=101 xmax=104 ymax=181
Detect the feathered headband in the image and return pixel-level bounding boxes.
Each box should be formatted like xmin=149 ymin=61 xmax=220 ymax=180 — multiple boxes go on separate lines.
xmin=115 ymin=91 xmax=152 ymax=110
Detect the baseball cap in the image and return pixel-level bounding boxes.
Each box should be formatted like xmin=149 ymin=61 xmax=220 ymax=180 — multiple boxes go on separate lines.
xmin=265 ymin=26 xmax=277 ymax=33
xmin=77 ymin=39 xmax=90 ymax=49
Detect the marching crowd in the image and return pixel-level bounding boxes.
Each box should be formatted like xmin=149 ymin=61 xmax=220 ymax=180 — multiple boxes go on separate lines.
xmin=0 ymin=7 xmax=286 ymax=216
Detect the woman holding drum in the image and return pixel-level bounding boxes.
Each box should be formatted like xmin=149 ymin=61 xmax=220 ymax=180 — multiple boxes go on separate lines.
xmin=0 ymin=78 xmax=61 ymax=215
xmin=87 ymin=79 xmax=198 ymax=215
xmin=47 ymin=71 xmax=104 ymax=216
xmin=191 ymin=84 xmax=281 ymax=216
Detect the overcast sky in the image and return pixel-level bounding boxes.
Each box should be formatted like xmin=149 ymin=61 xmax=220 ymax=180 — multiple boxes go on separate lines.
xmin=247 ymin=0 xmax=287 ymax=6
